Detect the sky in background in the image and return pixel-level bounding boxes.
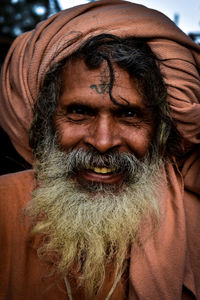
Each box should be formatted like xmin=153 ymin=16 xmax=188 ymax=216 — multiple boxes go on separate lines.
xmin=59 ymin=0 xmax=200 ymax=35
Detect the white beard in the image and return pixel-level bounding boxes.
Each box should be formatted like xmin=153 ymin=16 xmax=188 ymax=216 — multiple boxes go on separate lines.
xmin=25 ymin=143 xmax=164 ymax=298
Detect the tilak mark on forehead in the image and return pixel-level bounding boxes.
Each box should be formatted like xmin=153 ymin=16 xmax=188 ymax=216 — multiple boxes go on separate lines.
xmin=90 ymin=68 xmax=110 ymax=95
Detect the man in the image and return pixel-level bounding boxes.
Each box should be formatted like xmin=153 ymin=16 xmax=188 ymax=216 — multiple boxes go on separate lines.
xmin=0 ymin=1 xmax=200 ymax=299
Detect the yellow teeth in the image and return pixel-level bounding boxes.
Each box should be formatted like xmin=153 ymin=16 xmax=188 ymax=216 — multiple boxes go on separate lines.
xmin=90 ymin=167 xmax=114 ymax=174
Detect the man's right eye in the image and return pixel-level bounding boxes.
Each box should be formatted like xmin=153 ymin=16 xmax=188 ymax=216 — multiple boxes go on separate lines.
xmin=65 ymin=104 xmax=95 ymax=121
xmin=68 ymin=107 xmax=86 ymax=115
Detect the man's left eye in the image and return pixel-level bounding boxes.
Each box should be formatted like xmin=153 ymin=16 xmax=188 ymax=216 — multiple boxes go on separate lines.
xmin=123 ymin=110 xmax=138 ymax=117
xmin=116 ymin=109 xmax=142 ymax=119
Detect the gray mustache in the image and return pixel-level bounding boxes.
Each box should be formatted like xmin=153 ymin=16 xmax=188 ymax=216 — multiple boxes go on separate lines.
xmin=62 ymin=149 xmax=148 ymax=182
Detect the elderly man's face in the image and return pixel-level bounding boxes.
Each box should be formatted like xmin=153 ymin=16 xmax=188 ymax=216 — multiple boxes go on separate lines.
xmin=29 ymin=59 xmax=162 ymax=297
xmin=54 ymin=59 xmax=154 ymax=186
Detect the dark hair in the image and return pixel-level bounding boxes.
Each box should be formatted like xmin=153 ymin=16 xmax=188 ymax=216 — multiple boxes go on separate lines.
xmin=29 ymin=34 xmax=181 ymax=158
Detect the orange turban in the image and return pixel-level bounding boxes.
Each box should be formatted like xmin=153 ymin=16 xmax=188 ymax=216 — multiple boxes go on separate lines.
xmin=0 ymin=0 xmax=200 ymax=165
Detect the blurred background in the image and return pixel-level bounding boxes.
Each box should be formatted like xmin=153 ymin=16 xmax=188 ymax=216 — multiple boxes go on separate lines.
xmin=0 ymin=0 xmax=200 ymax=175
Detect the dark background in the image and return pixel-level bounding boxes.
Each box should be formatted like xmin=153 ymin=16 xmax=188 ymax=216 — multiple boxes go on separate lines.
xmin=0 ymin=0 xmax=61 ymax=175
xmin=0 ymin=0 xmax=199 ymax=175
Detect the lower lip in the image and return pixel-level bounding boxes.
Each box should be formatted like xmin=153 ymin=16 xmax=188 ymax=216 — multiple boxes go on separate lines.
xmin=78 ymin=169 xmax=123 ymax=184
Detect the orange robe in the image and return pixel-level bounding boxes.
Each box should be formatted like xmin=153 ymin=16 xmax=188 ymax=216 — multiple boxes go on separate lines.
xmin=0 ymin=163 xmax=199 ymax=299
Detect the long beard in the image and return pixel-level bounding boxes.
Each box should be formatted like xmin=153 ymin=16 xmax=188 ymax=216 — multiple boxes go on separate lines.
xmin=25 ymin=139 xmax=164 ymax=298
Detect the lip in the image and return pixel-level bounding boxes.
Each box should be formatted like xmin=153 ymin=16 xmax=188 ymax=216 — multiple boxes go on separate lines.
xmin=78 ymin=169 xmax=123 ymax=184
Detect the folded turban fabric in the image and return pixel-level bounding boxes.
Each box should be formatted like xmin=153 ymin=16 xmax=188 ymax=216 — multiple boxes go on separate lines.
xmin=0 ymin=0 xmax=200 ymax=172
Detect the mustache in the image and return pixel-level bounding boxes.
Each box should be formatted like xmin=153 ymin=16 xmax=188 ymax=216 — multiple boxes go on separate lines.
xmin=48 ymin=148 xmax=151 ymax=183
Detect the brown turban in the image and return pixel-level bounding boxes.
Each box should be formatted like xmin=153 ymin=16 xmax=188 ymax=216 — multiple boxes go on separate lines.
xmin=0 ymin=0 xmax=200 ymax=165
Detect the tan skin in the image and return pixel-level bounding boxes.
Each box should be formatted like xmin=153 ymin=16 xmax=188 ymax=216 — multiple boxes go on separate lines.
xmin=54 ymin=59 xmax=155 ymax=185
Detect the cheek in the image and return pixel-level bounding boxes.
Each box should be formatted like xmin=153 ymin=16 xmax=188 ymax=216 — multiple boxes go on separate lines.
xmin=124 ymin=127 xmax=154 ymax=158
xmin=54 ymin=119 xmax=84 ymax=150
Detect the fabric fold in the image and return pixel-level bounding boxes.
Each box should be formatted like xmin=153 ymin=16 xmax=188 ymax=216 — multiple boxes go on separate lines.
xmin=129 ymin=163 xmax=187 ymax=299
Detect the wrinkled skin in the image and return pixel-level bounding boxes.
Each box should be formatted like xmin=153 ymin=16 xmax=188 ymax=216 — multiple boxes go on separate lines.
xmin=54 ymin=59 xmax=155 ymax=186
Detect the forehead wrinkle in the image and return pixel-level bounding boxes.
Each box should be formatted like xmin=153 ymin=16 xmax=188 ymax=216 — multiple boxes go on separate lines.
xmin=60 ymin=58 xmax=146 ymax=108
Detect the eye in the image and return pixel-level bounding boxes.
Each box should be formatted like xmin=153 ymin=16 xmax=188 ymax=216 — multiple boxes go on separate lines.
xmin=121 ymin=110 xmax=139 ymax=118
xmin=65 ymin=104 xmax=95 ymax=122
xmin=113 ymin=106 xmax=147 ymax=127
xmin=68 ymin=106 xmax=87 ymax=115
xmin=115 ymin=108 xmax=143 ymax=119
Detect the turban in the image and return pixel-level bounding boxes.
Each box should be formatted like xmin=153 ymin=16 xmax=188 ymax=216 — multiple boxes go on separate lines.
xmin=0 ymin=0 xmax=200 ymax=166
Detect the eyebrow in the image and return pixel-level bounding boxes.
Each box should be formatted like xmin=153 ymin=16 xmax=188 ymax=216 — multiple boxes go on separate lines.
xmin=62 ymin=98 xmax=144 ymax=108
xmin=61 ymin=99 xmax=150 ymax=117
xmin=64 ymin=103 xmax=97 ymax=113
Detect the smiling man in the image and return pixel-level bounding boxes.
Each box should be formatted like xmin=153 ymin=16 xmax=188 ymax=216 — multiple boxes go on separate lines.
xmin=0 ymin=1 xmax=200 ymax=300
xmin=26 ymin=36 xmax=167 ymax=298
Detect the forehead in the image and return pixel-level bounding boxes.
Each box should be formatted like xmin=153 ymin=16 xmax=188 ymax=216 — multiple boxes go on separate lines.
xmin=60 ymin=58 xmax=144 ymax=108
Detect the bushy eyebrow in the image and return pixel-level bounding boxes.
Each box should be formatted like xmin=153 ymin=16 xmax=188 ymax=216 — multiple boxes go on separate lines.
xmin=60 ymin=99 xmax=152 ymax=118
xmin=63 ymin=100 xmax=143 ymax=111
xmin=64 ymin=103 xmax=97 ymax=114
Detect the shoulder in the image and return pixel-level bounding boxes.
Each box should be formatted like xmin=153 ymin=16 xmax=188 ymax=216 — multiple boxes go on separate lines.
xmin=0 ymin=169 xmax=35 ymax=214
xmin=0 ymin=170 xmax=36 ymax=286
xmin=0 ymin=169 xmax=34 ymax=187
xmin=0 ymin=169 xmax=35 ymax=193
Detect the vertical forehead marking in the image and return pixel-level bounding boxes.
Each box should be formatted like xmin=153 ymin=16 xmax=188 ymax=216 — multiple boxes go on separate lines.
xmin=90 ymin=68 xmax=110 ymax=95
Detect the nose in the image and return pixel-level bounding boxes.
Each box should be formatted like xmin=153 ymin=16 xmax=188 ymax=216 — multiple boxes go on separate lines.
xmin=84 ymin=115 xmax=121 ymax=153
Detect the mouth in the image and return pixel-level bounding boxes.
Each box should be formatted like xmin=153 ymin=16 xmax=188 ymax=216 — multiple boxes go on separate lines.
xmin=77 ymin=166 xmax=123 ymax=184
xmin=87 ymin=166 xmax=115 ymax=174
